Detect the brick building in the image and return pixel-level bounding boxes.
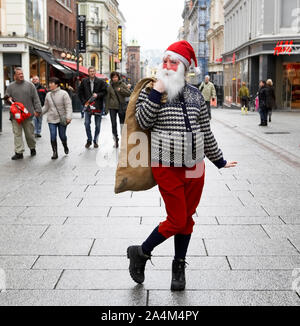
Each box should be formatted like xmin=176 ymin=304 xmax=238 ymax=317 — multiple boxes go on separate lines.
xmin=47 ymin=0 xmax=77 ymax=59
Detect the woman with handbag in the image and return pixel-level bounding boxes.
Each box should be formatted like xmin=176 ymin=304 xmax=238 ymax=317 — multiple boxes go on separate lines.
xmin=42 ymin=77 xmax=72 ymax=159
xmin=106 ymin=72 xmax=132 ymax=148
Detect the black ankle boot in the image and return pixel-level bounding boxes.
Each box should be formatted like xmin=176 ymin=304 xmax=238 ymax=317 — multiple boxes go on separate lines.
xmin=171 ymin=259 xmax=186 ymax=291
xmin=127 ymin=246 xmax=151 ymax=284
xmin=51 ymin=141 xmax=58 ymax=160
xmin=62 ymin=141 xmax=69 ymax=155
xmin=11 ymin=153 xmax=24 ymax=161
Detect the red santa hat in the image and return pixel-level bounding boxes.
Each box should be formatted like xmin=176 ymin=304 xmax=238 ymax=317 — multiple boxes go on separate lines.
xmin=164 ymin=40 xmax=198 ymax=69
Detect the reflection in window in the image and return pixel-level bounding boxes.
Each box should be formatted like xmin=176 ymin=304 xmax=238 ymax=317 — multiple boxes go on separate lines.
xmin=26 ymin=0 xmax=45 ymax=42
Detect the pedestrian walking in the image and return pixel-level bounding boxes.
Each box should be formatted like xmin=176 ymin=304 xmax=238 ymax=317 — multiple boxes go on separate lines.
xmin=258 ymin=80 xmax=268 ymax=126
xmin=42 ymin=77 xmax=72 ymax=160
xmin=5 ymin=67 xmax=42 ymax=160
xmin=32 ymin=76 xmax=47 ymax=138
xmin=106 ymin=72 xmax=132 ymax=148
xmin=266 ymin=79 xmax=276 ymax=123
xmin=78 ymin=67 xmax=107 ymax=149
xmin=127 ymin=40 xmax=237 ymax=291
xmin=199 ymin=75 xmax=216 ymax=120
xmin=239 ymin=82 xmax=250 ymax=115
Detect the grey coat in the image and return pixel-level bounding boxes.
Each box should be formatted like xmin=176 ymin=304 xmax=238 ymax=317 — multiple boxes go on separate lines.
xmin=43 ymin=87 xmax=72 ymax=124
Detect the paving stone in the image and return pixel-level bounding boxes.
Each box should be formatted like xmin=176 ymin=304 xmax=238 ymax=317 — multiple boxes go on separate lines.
xmin=0 ymin=216 xmax=66 ymax=225
xmin=90 ymin=238 xmax=207 ymax=257
xmin=56 ymin=270 xmax=294 ymax=291
xmin=42 ymin=224 xmax=154 ymax=240
xmin=262 ymin=225 xmax=300 ymax=239
xmin=33 ymin=256 xmax=229 ymax=271
xmin=0 ymin=239 xmax=94 ymax=256
xmin=0 ymin=289 xmax=147 ymax=306
xmin=0 ymin=207 xmax=26 ymax=217
xmin=20 ymin=206 xmax=110 ymax=217
xmin=0 ymin=256 xmax=38 ymax=270
xmin=0 ymin=198 xmax=80 ymax=207
xmin=228 ymin=256 xmax=300 ymax=270
xmin=66 ymin=217 xmax=141 ymax=225
xmin=192 ymin=225 xmax=268 ymax=239
xmin=4 ymin=270 xmax=62 ymax=290
xmin=148 ymin=290 xmax=300 ymax=306
xmin=205 ymin=238 xmax=298 ymax=256
xmin=216 ymin=216 xmax=284 ymax=225
xmin=80 ymin=197 xmax=160 ymax=207
xmin=0 ymin=225 xmax=48 ymax=241
xmin=109 ymin=207 xmax=166 ymax=217
xmin=281 ymin=216 xmax=300 ymax=225
xmin=197 ymin=206 xmax=268 ymax=217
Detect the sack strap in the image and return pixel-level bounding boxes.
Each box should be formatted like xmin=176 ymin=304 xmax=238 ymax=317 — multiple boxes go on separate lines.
xmin=50 ymin=93 xmax=63 ymax=120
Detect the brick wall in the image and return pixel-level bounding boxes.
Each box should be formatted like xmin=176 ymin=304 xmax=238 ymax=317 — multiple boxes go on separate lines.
xmin=47 ymin=0 xmax=76 ymax=54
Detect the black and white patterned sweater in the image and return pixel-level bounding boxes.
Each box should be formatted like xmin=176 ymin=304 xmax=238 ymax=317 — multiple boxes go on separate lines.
xmin=135 ymin=83 xmax=227 ymax=169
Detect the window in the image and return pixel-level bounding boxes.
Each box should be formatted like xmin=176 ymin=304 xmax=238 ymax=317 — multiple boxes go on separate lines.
xmin=26 ymin=0 xmax=45 ymax=42
xmin=90 ymin=31 xmax=99 ymax=45
xmin=281 ymin=0 xmax=298 ymax=28
xmin=56 ymin=0 xmax=71 ymax=10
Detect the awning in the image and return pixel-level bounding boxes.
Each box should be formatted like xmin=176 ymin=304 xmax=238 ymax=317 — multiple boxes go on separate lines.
xmin=58 ymin=60 xmax=108 ymax=80
xmin=33 ymin=49 xmax=74 ymax=79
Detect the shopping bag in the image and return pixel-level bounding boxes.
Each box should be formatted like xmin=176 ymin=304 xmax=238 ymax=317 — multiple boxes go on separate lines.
xmin=210 ymin=98 xmax=217 ymax=107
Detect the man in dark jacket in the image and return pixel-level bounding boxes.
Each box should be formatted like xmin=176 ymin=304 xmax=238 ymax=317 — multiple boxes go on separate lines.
xmin=32 ymin=76 xmax=47 ymax=138
xmin=78 ymin=67 xmax=107 ymax=148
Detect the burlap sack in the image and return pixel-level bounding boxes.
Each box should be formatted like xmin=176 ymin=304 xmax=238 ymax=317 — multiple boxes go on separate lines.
xmin=114 ymin=78 xmax=166 ymax=194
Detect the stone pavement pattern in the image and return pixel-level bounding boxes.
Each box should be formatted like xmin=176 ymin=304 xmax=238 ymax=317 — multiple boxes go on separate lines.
xmin=0 ymin=108 xmax=300 ymax=306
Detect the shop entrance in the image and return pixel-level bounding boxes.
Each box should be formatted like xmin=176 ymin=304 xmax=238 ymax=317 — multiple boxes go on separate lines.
xmin=3 ymin=53 xmax=21 ymax=91
xmin=282 ymin=63 xmax=300 ymax=109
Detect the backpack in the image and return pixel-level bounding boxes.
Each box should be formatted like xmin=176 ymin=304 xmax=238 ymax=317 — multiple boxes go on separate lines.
xmin=10 ymin=102 xmax=32 ymax=124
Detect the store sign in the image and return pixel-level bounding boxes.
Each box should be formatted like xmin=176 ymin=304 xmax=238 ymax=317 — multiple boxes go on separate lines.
xmin=273 ymin=41 xmax=300 ymax=56
xmin=78 ymin=15 xmax=86 ymax=53
xmin=118 ymin=26 xmax=122 ymax=62
xmin=0 ymin=43 xmax=25 ymax=52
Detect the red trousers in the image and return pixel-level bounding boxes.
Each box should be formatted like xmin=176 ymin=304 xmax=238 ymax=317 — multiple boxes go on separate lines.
xmin=152 ymin=161 xmax=206 ymax=239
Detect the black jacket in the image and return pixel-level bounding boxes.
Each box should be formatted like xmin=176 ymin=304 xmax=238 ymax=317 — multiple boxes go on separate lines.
xmin=35 ymin=84 xmax=47 ymax=107
xmin=265 ymin=85 xmax=276 ymax=110
xmin=78 ymin=77 xmax=107 ymax=111
xmin=258 ymin=86 xmax=267 ymax=109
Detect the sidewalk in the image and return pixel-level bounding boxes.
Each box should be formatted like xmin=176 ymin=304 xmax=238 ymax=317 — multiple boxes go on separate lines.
xmin=0 ymin=109 xmax=299 ymax=306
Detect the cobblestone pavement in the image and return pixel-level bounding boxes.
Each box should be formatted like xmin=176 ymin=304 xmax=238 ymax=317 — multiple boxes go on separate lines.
xmin=0 ymin=108 xmax=300 ymax=306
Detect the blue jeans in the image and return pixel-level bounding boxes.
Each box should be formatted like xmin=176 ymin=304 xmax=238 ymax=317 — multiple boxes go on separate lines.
xmin=33 ymin=116 xmax=43 ymax=135
xmin=49 ymin=123 xmax=67 ymax=142
xmin=84 ymin=112 xmax=102 ymax=144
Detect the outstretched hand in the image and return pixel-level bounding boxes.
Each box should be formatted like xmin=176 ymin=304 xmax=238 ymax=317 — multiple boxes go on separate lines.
xmin=225 ymin=161 xmax=238 ymax=168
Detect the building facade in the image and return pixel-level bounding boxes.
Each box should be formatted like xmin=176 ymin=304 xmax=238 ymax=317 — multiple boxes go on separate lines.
xmin=47 ymin=0 xmax=76 ymax=59
xmin=0 ymin=0 xmax=48 ymax=96
xmin=223 ymin=0 xmax=300 ymax=110
xmin=181 ymin=0 xmax=211 ymax=85
xmin=78 ymin=0 xmax=125 ymax=78
xmin=207 ymin=0 xmax=224 ymax=106
xmin=126 ymin=40 xmax=140 ymax=86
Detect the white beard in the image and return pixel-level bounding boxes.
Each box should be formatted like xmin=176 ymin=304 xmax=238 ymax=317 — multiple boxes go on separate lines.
xmin=156 ymin=62 xmax=186 ymax=102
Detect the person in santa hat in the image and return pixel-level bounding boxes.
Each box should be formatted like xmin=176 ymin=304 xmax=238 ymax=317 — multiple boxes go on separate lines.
xmin=127 ymin=40 xmax=237 ymax=291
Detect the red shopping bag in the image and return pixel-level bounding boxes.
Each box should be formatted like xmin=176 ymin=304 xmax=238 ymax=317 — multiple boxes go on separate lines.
xmin=210 ymin=98 xmax=217 ymax=107
xmin=10 ymin=102 xmax=32 ymax=124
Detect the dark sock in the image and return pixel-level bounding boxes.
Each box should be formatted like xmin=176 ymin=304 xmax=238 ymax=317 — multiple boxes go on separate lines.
xmin=174 ymin=234 xmax=191 ymax=261
xmin=142 ymin=226 xmax=167 ymax=256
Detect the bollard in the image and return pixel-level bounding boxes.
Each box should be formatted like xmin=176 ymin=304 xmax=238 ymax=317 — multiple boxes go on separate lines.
xmin=0 ymin=93 xmax=3 ymax=133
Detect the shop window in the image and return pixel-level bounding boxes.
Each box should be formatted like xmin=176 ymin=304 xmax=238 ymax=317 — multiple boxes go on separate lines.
xmin=283 ymin=63 xmax=300 ymax=109
xmin=91 ymin=54 xmax=99 ymax=71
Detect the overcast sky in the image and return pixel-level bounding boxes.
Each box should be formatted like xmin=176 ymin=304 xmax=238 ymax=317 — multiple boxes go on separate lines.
xmin=118 ymin=0 xmax=184 ymax=51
